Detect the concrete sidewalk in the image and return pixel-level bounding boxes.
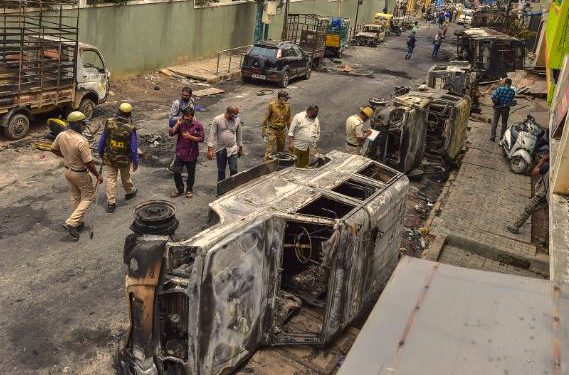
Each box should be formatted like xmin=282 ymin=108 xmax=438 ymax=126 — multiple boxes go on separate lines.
xmin=428 ymin=119 xmax=549 ymax=277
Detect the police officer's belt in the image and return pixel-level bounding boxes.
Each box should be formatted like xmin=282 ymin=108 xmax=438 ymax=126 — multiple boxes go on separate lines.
xmin=346 ymin=142 xmax=359 ymax=147
xmin=269 ymin=125 xmax=286 ymax=131
xmin=64 ymin=165 xmax=87 ymax=173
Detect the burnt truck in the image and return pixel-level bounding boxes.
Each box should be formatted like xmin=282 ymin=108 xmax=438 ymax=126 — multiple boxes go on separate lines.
xmin=367 ymin=86 xmax=471 ymax=173
xmin=0 ymin=0 xmax=109 ymax=139
xmin=118 ymin=151 xmax=409 ymax=375
xmin=455 ymin=28 xmax=525 ymax=80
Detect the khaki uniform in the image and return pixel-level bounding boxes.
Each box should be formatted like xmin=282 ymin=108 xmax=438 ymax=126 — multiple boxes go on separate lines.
xmin=345 ymin=114 xmax=366 ymax=155
xmin=102 ymin=117 xmax=136 ymax=205
xmin=51 ymin=130 xmax=95 ymax=227
xmin=262 ymin=101 xmax=291 ymax=161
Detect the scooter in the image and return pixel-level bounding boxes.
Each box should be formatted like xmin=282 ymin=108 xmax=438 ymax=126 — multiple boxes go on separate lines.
xmin=500 ymin=114 xmax=548 ymax=174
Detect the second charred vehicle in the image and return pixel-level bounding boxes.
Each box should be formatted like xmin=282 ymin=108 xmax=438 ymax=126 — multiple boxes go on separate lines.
xmin=241 ymin=41 xmax=312 ymax=88
xmin=118 ymin=151 xmax=409 ymax=375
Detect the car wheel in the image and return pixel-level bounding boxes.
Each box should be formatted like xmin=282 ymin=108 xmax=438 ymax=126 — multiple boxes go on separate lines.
xmin=2 ymin=113 xmax=30 ymax=140
xmin=304 ymin=63 xmax=312 ymax=80
xmin=510 ymin=155 xmax=528 ymax=174
xmin=242 ymin=75 xmax=252 ymax=83
xmin=79 ymin=97 xmax=96 ymax=120
xmin=279 ymin=69 xmax=290 ymax=88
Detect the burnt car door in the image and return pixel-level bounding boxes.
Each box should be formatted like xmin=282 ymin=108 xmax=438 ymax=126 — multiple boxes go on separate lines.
xmin=293 ymin=45 xmax=309 ymax=74
xmin=197 ymin=218 xmax=283 ymax=375
xmin=282 ymin=45 xmax=302 ymax=76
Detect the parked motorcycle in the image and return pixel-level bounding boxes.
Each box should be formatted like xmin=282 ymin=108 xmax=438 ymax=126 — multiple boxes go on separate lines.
xmin=500 ymin=114 xmax=548 ymax=174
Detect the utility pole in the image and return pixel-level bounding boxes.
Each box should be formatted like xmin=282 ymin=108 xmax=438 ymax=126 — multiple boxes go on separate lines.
xmin=281 ymin=0 xmax=290 ymax=40
xmin=353 ymin=0 xmax=362 ymax=36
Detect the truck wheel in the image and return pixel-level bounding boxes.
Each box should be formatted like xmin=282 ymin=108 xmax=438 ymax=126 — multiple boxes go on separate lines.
xmin=279 ymin=69 xmax=290 ymax=88
xmin=510 ymin=156 xmax=528 ymax=174
xmin=79 ymin=97 xmax=96 ymax=120
xmin=3 ymin=113 xmax=30 ymax=140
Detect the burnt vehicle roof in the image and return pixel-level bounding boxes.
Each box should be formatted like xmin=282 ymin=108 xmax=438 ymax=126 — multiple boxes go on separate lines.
xmin=395 ymin=87 xmax=468 ymax=107
xmin=253 ymin=40 xmax=294 ymax=49
xmin=459 ymin=27 xmax=521 ymax=41
xmin=184 ymin=151 xmax=406 ymax=249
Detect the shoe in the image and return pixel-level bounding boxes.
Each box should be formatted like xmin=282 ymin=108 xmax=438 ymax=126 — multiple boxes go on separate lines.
xmin=506 ymin=224 xmax=519 ymax=234
xmin=170 ymin=190 xmax=184 ymax=198
xmin=125 ymin=188 xmax=138 ymax=200
xmin=76 ymin=222 xmax=85 ymax=231
xmin=107 ymin=203 xmax=116 ymax=213
xmin=62 ymin=224 xmax=80 ymax=241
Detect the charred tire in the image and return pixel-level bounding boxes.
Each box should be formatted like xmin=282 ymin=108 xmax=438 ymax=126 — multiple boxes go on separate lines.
xmin=304 ymin=63 xmax=312 ymax=80
xmin=3 ymin=113 xmax=30 ymax=140
xmin=510 ymin=155 xmax=528 ymax=174
xmin=78 ymin=97 xmax=96 ymax=120
xmin=279 ymin=68 xmax=290 ymax=88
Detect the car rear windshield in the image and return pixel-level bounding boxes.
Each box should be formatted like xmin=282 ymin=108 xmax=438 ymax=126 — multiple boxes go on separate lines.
xmin=250 ymin=46 xmax=277 ymax=58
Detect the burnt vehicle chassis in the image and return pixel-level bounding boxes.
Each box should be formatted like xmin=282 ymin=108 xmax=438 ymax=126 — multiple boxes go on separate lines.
xmin=118 ymin=151 xmax=409 ymax=375
xmin=456 ymin=28 xmax=525 ymax=80
xmin=366 ymin=87 xmax=471 ymax=173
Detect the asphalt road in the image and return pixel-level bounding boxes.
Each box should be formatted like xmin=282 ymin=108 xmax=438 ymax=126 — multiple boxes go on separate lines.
xmin=0 ymin=23 xmax=458 ymax=375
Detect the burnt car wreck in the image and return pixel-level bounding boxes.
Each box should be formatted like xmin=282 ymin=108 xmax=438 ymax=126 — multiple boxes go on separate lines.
xmin=456 ymin=28 xmax=525 ymax=80
xmin=118 ymin=151 xmax=409 ymax=375
xmin=366 ymin=86 xmax=471 ymax=173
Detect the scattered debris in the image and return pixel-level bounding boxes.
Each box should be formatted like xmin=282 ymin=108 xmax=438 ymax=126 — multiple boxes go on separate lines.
xmin=192 ymin=87 xmax=225 ymax=98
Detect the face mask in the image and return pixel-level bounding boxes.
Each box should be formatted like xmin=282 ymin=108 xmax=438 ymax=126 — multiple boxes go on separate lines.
xmin=69 ymin=122 xmax=84 ymax=133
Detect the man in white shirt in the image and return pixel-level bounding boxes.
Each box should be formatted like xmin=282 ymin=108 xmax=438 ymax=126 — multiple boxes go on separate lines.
xmin=288 ymin=105 xmax=320 ymax=168
xmin=207 ymin=105 xmax=243 ymax=182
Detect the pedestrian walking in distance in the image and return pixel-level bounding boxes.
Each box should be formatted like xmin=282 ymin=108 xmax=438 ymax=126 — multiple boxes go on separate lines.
xmin=345 ymin=107 xmax=374 ymax=155
xmin=262 ymin=90 xmax=291 ymax=162
xmin=98 ymin=103 xmax=139 ymax=213
xmin=207 ymin=105 xmax=243 ymax=182
xmin=432 ymin=31 xmax=443 ymax=59
xmin=490 ymin=78 xmax=516 ymax=142
xmin=288 ymin=105 xmax=321 ymax=168
xmin=507 ymin=154 xmax=549 ymax=234
xmin=168 ymin=107 xmax=205 ymax=198
xmin=405 ymin=32 xmax=416 ymax=60
xmin=50 ymin=111 xmax=104 ymax=240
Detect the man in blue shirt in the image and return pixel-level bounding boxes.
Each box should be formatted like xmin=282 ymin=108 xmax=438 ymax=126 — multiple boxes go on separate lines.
xmin=490 ymin=78 xmax=516 ymax=142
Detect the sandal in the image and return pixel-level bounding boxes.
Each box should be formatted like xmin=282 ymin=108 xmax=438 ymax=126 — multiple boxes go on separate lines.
xmin=170 ymin=190 xmax=184 ymax=198
xmin=185 ymin=191 xmax=193 ymax=199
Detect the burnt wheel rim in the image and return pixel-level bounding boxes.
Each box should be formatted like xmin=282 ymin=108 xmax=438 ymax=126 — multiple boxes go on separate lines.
xmin=282 ymin=72 xmax=289 ymax=86
xmin=12 ymin=117 xmax=29 ymax=137
xmin=83 ymin=102 xmax=94 ymax=119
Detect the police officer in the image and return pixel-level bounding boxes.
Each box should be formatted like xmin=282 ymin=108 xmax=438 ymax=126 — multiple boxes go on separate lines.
xmin=261 ymin=90 xmax=291 ymax=162
xmin=345 ymin=107 xmax=373 ymax=155
xmin=51 ymin=111 xmax=103 ymax=241
xmin=98 ymin=103 xmax=139 ymax=213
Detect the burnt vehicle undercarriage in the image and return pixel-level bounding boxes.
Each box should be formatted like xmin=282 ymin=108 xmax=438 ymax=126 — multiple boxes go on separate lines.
xmin=118 ymin=151 xmax=409 ymax=375
xmin=366 ymin=87 xmax=471 ymax=174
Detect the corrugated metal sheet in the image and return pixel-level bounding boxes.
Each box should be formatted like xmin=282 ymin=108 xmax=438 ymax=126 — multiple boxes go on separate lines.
xmin=339 ymin=257 xmax=569 ymax=375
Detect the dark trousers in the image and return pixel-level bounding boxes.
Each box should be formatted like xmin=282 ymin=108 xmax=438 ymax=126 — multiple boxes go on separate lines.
xmin=432 ymin=44 xmax=441 ymax=59
xmin=216 ymin=149 xmax=238 ymax=182
xmin=405 ymin=46 xmax=414 ymax=59
xmin=491 ymin=106 xmax=510 ymax=140
xmin=172 ymin=157 xmax=196 ymax=193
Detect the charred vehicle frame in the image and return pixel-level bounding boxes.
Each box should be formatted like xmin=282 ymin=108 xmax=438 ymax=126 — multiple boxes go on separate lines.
xmin=118 ymin=151 xmax=409 ymax=375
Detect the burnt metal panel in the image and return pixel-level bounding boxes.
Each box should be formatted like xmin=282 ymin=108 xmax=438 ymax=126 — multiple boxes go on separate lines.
xmin=217 ymin=159 xmax=277 ymax=196
xmin=339 ymin=257 xmax=569 ymax=375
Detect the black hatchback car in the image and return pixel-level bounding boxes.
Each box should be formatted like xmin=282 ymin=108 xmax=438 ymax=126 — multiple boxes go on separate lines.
xmin=241 ymin=41 xmax=312 ymax=88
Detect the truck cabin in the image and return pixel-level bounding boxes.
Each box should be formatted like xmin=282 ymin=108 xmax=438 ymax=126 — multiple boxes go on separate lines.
xmin=119 ymin=151 xmax=409 ymax=375
xmin=426 ymin=62 xmax=473 ymax=96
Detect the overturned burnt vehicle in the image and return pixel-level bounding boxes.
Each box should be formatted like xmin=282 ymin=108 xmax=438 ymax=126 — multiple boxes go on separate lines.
xmin=456 ymin=28 xmax=525 ymax=80
xmin=118 ymin=151 xmax=409 ymax=375
xmin=366 ymin=87 xmax=471 ymax=173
